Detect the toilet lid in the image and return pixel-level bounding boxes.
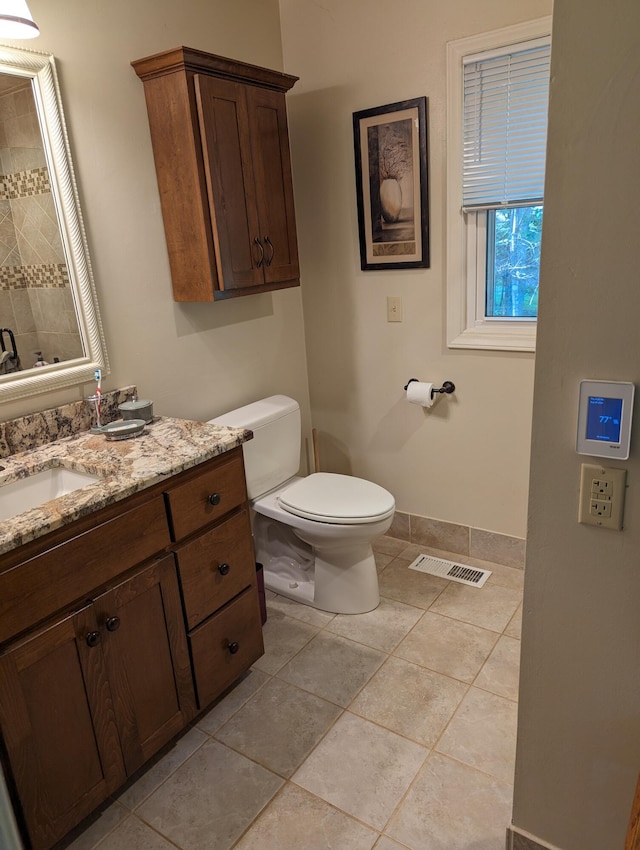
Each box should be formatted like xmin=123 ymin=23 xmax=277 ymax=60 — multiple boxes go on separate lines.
xmin=278 ymin=473 xmax=395 ymax=524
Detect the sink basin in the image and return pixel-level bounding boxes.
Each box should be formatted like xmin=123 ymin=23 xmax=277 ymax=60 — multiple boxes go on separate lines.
xmin=0 ymin=467 xmax=101 ymax=522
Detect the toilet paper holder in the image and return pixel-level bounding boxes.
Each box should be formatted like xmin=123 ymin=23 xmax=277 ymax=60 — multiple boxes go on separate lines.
xmin=403 ymin=378 xmax=456 ymax=398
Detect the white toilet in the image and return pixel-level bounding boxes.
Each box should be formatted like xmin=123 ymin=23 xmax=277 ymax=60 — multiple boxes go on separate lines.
xmin=210 ymin=395 xmax=395 ymax=614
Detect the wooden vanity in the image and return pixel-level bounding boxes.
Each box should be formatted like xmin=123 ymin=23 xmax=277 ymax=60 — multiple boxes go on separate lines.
xmin=0 ymin=431 xmax=263 ymax=850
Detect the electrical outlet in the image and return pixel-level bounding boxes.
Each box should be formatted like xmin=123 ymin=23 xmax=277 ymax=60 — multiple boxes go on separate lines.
xmin=578 ymin=463 xmax=627 ymax=529
xmin=387 ymin=296 xmax=403 ymax=322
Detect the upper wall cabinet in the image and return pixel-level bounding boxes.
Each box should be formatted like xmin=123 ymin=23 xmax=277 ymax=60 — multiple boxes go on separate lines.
xmin=132 ymin=47 xmax=300 ymax=302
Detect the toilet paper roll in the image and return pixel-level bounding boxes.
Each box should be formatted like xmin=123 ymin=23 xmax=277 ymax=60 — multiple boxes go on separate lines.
xmin=406 ymin=381 xmax=435 ymax=408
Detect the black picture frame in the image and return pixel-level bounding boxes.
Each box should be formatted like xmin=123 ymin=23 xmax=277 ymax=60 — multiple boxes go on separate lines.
xmin=353 ymin=97 xmax=429 ymax=270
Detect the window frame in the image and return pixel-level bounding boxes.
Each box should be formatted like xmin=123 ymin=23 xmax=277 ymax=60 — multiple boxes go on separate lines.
xmin=446 ymin=17 xmax=552 ymax=353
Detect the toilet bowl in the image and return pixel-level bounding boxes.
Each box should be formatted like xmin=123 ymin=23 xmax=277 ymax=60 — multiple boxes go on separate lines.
xmin=209 ymin=396 xmax=395 ymax=614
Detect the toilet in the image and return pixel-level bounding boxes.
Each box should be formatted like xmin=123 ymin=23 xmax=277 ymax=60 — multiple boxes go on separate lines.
xmin=210 ymin=395 xmax=395 ymax=614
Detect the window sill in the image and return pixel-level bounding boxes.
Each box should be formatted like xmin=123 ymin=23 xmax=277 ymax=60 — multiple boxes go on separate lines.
xmin=447 ymin=322 xmax=536 ymax=352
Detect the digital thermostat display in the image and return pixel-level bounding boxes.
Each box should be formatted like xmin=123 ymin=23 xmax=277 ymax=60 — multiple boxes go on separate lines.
xmin=577 ymin=381 xmax=634 ymax=459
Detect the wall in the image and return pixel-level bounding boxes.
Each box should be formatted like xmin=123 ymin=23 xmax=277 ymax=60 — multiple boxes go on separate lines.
xmin=279 ymin=0 xmax=550 ymax=539
xmin=0 ymin=0 xmax=312 ymax=451
xmin=512 ymin=1 xmax=640 ymax=848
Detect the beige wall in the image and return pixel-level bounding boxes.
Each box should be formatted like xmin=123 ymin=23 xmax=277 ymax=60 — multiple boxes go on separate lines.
xmin=0 ymin=0 xmax=312 ymax=447
xmin=513 ymin=1 xmax=640 ymax=847
xmin=279 ymin=0 xmax=550 ymax=539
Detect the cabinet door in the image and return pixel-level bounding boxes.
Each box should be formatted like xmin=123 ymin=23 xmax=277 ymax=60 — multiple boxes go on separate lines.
xmin=0 ymin=606 xmax=125 ymax=850
xmin=93 ymin=556 xmax=196 ymax=775
xmin=248 ymin=86 xmax=300 ymax=285
xmin=195 ymin=74 xmax=264 ymax=292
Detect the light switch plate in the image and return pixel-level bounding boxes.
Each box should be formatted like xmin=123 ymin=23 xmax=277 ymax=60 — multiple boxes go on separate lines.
xmin=578 ymin=463 xmax=627 ymax=529
xmin=387 ymin=296 xmax=403 ymax=322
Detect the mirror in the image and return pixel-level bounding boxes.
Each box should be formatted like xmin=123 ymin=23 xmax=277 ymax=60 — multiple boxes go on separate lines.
xmin=0 ymin=45 xmax=108 ymax=403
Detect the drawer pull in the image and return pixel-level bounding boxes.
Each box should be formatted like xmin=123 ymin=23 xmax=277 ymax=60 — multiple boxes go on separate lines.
xmin=228 ymin=641 xmax=240 ymax=655
xmin=208 ymin=493 xmax=221 ymax=506
xmin=218 ymin=563 xmax=231 ymax=576
xmin=86 ymin=630 xmax=101 ymax=648
xmin=106 ymin=616 xmax=121 ymax=632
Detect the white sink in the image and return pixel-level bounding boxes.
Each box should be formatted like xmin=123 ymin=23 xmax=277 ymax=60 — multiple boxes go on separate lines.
xmin=0 ymin=467 xmax=101 ymax=522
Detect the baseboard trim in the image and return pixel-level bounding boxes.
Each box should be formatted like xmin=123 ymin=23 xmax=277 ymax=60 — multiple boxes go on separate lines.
xmin=506 ymin=825 xmax=563 ymax=850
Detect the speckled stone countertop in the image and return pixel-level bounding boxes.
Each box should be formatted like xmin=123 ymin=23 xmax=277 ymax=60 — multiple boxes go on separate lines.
xmin=0 ymin=417 xmax=251 ymax=556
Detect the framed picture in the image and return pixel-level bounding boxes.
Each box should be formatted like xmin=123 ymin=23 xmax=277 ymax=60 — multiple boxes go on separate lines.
xmin=353 ymin=97 xmax=429 ymax=270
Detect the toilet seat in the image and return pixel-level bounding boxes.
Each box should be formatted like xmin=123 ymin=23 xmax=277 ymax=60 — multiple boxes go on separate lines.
xmin=278 ymin=472 xmax=395 ymax=525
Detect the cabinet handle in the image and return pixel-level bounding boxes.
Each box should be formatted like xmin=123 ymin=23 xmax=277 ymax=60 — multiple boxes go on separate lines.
xmin=227 ymin=641 xmax=240 ymax=655
xmin=86 ymin=630 xmax=101 ymax=648
xmin=208 ymin=493 xmax=221 ymax=506
xmin=218 ymin=563 xmax=231 ymax=576
xmin=106 ymin=616 xmax=121 ymax=632
xmin=254 ymin=236 xmax=264 ymax=268
xmin=264 ymin=236 xmax=274 ymax=266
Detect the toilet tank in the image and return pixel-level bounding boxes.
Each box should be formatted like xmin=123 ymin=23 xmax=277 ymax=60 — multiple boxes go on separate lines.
xmin=209 ymin=395 xmax=301 ymax=499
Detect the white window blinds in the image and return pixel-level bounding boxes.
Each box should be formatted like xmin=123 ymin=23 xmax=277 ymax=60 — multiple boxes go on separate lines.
xmin=462 ymin=37 xmax=551 ymax=210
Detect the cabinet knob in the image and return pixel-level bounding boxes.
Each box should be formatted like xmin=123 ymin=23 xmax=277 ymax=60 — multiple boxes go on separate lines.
xmin=106 ymin=616 xmax=121 ymax=632
xmin=208 ymin=493 xmax=221 ymax=506
xmin=86 ymin=630 xmax=101 ymax=648
xmin=218 ymin=563 xmax=231 ymax=576
xmin=264 ymin=235 xmax=274 ymax=266
xmin=228 ymin=641 xmax=240 ymax=655
xmin=254 ymin=236 xmax=264 ymax=268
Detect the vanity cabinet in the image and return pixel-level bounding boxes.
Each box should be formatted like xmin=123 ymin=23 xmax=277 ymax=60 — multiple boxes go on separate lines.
xmin=132 ymin=47 xmax=300 ymax=302
xmin=0 ymin=446 xmax=263 ymax=850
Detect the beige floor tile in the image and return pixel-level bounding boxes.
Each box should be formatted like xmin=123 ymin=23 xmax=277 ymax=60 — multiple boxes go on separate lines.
xmin=475 ymin=635 xmax=521 ymax=701
xmin=350 ymin=656 xmax=467 ymax=747
xmin=373 ymin=535 xmax=410 ymax=556
xmin=137 ymin=740 xmax=283 ymax=850
xmin=277 ymin=631 xmax=385 ymax=707
xmin=252 ymin=611 xmax=318 ymax=675
xmin=394 ymin=611 xmax=498 ymax=683
xmin=197 ymin=668 xmax=270 ymax=736
xmin=292 ymin=713 xmax=427 ymax=832
xmin=267 ymin=593 xmax=336 ymax=627
xmin=486 ymin=561 xmax=525 ymax=591
xmin=215 ymin=677 xmax=341 ymax=777
xmin=375 ymin=550 xmax=396 ymax=572
xmin=435 ymin=687 xmax=518 ymax=784
xmin=234 ymin=783 xmax=378 ymax=849
xmin=386 ymin=752 xmax=513 ymax=850
xmin=64 ymin=801 xmax=129 ymax=850
xmin=374 ymin=838 xmax=410 ymax=849
xmin=505 ymin=603 xmax=523 ymax=639
xmin=86 ymin=815 xmax=178 ymax=850
xmin=118 ymin=726 xmax=208 ymax=810
xmin=326 ymin=597 xmax=423 ymax=653
xmin=378 ymin=560 xmax=448 ymax=609
xmin=429 ymin=581 xmax=522 ymax=632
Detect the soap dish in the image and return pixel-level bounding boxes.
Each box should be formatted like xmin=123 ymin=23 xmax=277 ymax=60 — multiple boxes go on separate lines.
xmin=101 ymin=419 xmax=146 ymax=441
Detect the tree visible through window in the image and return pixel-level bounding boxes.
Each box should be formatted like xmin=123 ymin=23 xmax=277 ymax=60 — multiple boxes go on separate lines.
xmin=486 ymin=205 xmax=543 ymax=318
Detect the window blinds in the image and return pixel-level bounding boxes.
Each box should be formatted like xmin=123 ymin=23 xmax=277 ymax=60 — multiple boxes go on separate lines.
xmin=462 ymin=38 xmax=551 ymax=210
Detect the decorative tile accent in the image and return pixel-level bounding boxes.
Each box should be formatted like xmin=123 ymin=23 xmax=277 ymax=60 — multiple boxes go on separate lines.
xmin=0 ymin=165 xmax=50 ymax=200
xmin=0 ymin=262 xmax=69 ymax=290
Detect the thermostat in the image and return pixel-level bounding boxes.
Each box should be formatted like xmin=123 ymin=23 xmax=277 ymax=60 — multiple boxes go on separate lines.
xmin=576 ymin=380 xmax=635 ymax=460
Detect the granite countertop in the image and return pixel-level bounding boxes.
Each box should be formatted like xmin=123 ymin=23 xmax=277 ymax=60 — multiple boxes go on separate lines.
xmin=0 ymin=417 xmax=252 ymax=556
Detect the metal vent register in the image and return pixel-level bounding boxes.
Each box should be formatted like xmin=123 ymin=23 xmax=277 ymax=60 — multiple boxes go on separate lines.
xmin=408 ymin=554 xmax=491 ymax=587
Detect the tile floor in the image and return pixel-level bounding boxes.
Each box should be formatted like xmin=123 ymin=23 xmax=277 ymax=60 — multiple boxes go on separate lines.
xmin=64 ymin=536 xmax=523 ymax=850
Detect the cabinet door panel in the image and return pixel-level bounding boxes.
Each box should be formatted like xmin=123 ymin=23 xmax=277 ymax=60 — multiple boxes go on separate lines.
xmin=94 ymin=556 xmax=196 ymax=775
xmin=0 ymin=606 xmax=125 ymax=850
xmin=249 ymin=87 xmax=299 ymax=285
xmin=195 ymin=74 xmax=263 ymax=290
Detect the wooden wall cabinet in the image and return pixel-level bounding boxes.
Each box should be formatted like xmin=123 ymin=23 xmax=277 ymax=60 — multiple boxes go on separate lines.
xmin=132 ymin=47 xmax=300 ymax=302
xmin=0 ymin=448 xmax=263 ymax=850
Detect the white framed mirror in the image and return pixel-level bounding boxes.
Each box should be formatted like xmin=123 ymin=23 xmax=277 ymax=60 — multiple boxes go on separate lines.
xmin=0 ymin=44 xmax=108 ymax=403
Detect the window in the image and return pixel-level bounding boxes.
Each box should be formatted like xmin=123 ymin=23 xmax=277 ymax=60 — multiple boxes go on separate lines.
xmin=446 ymin=18 xmax=551 ymax=351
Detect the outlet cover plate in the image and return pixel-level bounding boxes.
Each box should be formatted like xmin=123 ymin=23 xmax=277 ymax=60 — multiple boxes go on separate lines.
xmin=578 ymin=463 xmax=627 ymax=530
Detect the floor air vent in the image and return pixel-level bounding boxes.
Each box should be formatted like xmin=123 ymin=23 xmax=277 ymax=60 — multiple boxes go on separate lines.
xmin=408 ymin=554 xmax=491 ymax=588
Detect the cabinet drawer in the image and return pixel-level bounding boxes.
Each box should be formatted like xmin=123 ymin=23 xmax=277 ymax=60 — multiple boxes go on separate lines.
xmin=175 ymin=509 xmax=255 ymax=630
xmin=189 ymin=587 xmax=264 ymax=709
xmin=0 ymin=497 xmax=170 ymax=645
xmin=165 ymin=451 xmax=247 ymax=541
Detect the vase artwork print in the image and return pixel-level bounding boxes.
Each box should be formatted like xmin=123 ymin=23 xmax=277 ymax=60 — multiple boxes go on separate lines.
xmin=353 ymin=97 xmax=429 ymax=270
